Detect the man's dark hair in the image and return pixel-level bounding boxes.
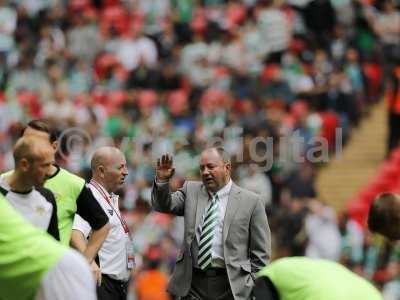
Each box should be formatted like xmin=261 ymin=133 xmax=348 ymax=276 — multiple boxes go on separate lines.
xmin=22 ymin=119 xmax=58 ymax=143
xmin=368 ymin=193 xmax=398 ymax=238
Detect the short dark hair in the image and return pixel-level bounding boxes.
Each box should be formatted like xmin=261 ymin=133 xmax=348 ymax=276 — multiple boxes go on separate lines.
xmin=22 ymin=119 xmax=58 ymax=143
xmin=368 ymin=193 xmax=398 ymax=236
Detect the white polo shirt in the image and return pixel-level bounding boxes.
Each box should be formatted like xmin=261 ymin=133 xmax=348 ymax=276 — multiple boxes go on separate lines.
xmin=72 ymin=180 xmax=131 ymax=281
xmin=0 ymin=177 xmax=53 ymax=232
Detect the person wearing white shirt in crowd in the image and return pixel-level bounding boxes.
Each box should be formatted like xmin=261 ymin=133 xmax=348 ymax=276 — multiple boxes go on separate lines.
xmin=71 ymin=146 xmax=133 ymax=300
xmin=239 ymin=164 xmax=272 ymax=207
xmin=305 ymin=199 xmax=341 ymax=261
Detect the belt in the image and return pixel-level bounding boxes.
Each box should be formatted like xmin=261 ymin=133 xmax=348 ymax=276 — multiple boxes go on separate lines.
xmin=193 ymin=267 xmax=227 ymax=277
xmin=102 ymin=274 xmax=129 ymax=284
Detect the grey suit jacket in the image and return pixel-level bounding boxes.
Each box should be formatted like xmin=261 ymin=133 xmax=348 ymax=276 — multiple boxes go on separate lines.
xmin=151 ymin=180 xmax=271 ymax=300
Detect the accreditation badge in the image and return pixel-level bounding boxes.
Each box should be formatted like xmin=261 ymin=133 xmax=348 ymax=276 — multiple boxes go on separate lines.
xmin=126 ymin=237 xmax=135 ymax=270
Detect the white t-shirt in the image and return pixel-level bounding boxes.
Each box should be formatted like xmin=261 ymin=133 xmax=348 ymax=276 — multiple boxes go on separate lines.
xmin=257 ymin=8 xmax=291 ymax=53
xmin=72 ymin=181 xmax=131 ymax=281
xmin=0 ymin=178 xmax=54 ymax=234
xmin=305 ymin=207 xmax=341 ymax=261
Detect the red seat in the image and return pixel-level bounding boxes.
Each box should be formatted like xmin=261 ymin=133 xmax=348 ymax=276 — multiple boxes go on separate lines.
xmin=319 ymin=111 xmax=339 ymax=151
xmin=389 ymin=147 xmax=400 ymax=165
xmin=16 ymin=92 xmax=42 ymax=118
xmin=377 ymin=162 xmax=400 ymax=179
xmin=347 ymin=200 xmax=370 ymax=228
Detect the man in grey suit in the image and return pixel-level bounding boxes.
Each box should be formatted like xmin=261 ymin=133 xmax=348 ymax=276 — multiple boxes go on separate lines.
xmin=152 ymin=147 xmax=271 ymax=300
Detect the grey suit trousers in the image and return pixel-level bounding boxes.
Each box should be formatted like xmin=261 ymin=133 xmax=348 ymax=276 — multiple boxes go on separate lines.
xmin=183 ymin=268 xmax=233 ymax=300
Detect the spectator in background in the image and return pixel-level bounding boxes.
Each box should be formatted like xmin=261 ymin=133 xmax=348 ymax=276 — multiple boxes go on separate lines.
xmin=261 ymin=65 xmax=295 ymax=105
xmin=115 ymin=28 xmax=158 ymax=72
xmin=239 ymin=163 xmax=272 ymax=207
xmin=286 ymin=162 xmax=316 ymax=199
xmin=367 ymin=0 xmax=400 ymax=70
xmin=125 ymin=56 xmax=160 ymax=90
xmin=338 ymin=212 xmax=364 ymax=268
xmin=66 ymin=12 xmax=100 ymax=63
xmin=275 ymin=196 xmax=308 ymax=257
xmin=6 ymin=55 xmax=49 ymax=102
xmin=386 ymin=65 xmax=400 ymax=155
xmin=381 ymin=259 xmax=400 ymax=300
xmin=303 ymin=0 xmax=336 ymax=49
xmin=135 ymin=245 xmax=171 ymax=300
xmin=256 ymin=0 xmax=291 ymax=63
xmin=305 ymin=199 xmax=342 ymax=261
xmin=0 ymin=0 xmax=17 ymax=61
xmin=43 ymin=84 xmax=75 ymax=127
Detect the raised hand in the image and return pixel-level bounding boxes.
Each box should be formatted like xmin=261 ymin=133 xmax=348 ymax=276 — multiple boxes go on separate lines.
xmin=156 ymin=154 xmax=175 ymax=182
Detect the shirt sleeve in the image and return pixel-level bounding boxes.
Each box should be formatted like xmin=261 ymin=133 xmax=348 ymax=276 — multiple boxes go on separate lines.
xmin=72 ymin=213 xmax=92 ymax=239
xmin=76 ymin=185 xmax=108 ymax=230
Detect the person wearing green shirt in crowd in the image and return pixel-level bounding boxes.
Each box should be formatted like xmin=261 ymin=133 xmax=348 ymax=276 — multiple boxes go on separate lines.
xmin=0 ymin=193 xmax=96 ymax=300
xmin=253 ymin=257 xmax=383 ymax=300
xmin=2 ymin=119 xmax=110 ymax=284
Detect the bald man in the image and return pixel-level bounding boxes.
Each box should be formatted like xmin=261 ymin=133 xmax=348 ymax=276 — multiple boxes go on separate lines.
xmin=0 ymin=136 xmax=60 ymax=240
xmin=16 ymin=119 xmax=110 ymax=254
xmin=72 ymin=147 xmax=132 ymax=300
xmin=4 ymin=119 xmax=111 ymax=285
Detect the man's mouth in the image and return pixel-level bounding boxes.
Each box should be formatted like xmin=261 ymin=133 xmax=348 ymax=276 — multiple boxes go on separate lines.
xmin=204 ymin=178 xmax=214 ymax=183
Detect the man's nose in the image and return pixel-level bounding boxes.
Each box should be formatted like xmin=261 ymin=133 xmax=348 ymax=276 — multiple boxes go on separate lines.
xmin=122 ymin=167 xmax=128 ymax=176
xmin=201 ymin=168 xmax=210 ymax=175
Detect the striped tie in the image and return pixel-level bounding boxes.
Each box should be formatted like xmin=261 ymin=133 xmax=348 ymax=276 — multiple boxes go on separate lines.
xmin=197 ymin=194 xmax=219 ymax=270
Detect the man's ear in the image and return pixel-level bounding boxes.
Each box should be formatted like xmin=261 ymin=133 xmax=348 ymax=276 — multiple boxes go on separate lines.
xmin=51 ymin=141 xmax=58 ymax=151
xmin=98 ymin=165 xmax=105 ymax=177
xmin=19 ymin=158 xmax=30 ymax=172
xmin=225 ymin=162 xmax=232 ymax=174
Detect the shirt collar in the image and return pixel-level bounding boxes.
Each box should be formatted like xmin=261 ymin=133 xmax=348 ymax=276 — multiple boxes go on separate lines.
xmin=90 ymin=179 xmax=119 ymax=203
xmin=213 ymin=179 xmax=232 ymax=199
xmin=110 ymin=192 xmax=119 ymax=202
xmin=47 ymin=164 xmax=60 ymax=179
xmin=90 ymin=179 xmax=111 ymax=197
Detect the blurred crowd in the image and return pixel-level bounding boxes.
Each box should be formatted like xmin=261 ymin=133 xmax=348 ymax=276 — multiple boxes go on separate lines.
xmin=0 ymin=0 xmax=399 ymax=299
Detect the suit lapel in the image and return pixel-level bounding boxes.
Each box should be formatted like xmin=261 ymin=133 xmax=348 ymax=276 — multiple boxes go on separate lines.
xmin=222 ymin=183 xmax=241 ymax=243
xmin=195 ymin=184 xmax=210 ymax=233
